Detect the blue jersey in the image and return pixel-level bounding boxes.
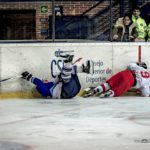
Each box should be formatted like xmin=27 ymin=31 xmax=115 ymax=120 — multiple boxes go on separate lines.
xmin=61 ymin=74 xmax=81 ymax=98
xmin=32 ymin=74 xmax=81 ymax=99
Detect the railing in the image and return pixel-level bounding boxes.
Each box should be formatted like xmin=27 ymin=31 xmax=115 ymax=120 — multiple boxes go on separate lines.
xmin=0 ymin=0 xmax=149 ymax=42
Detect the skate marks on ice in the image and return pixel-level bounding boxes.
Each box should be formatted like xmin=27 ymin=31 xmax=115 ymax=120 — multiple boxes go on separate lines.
xmin=0 ymin=98 xmax=111 ymax=126
xmin=0 ymin=98 xmax=150 ymax=149
xmin=129 ymin=112 xmax=150 ymax=126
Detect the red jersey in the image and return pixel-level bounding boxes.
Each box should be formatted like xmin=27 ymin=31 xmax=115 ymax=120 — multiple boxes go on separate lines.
xmin=107 ymin=69 xmax=135 ymax=96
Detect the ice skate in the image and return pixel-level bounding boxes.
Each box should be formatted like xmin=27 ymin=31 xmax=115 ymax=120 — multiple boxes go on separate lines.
xmin=83 ymin=87 xmax=96 ymax=98
xmin=63 ymin=55 xmax=74 ymax=63
xmin=55 ymin=50 xmax=74 ymax=62
xmin=99 ymin=90 xmax=114 ymax=98
xmin=82 ymin=60 xmax=94 ymax=74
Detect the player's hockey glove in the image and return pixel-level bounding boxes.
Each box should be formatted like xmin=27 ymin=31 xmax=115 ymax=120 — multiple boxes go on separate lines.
xmin=21 ymin=71 xmax=32 ymax=81
xmin=136 ymin=62 xmax=147 ymax=69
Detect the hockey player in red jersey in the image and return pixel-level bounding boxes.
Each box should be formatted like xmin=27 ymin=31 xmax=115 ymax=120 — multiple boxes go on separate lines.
xmin=84 ymin=62 xmax=150 ymax=98
xmin=127 ymin=62 xmax=150 ymax=97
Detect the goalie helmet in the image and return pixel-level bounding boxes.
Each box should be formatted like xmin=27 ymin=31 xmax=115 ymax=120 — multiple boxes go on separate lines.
xmin=137 ymin=62 xmax=147 ymax=69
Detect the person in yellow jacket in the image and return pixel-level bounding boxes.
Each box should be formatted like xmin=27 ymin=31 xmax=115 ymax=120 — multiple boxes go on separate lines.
xmin=132 ymin=7 xmax=147 ymax=41
xmin=147 ymin=23 xmax=150 ymax=42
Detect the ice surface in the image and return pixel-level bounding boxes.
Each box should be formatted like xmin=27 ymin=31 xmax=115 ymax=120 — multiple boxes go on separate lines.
xmin=0 ymin=96 xmax=150 ymax=150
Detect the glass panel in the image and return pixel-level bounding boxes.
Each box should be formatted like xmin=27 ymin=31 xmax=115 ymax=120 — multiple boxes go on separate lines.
xmin=0 ymin=0 xmax=148 ymax=42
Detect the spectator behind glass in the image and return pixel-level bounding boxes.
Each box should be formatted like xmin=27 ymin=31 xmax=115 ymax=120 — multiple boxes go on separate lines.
xmin=132 ymin=7 xmax=147 ymax=42
xmin=147 ymin=23 xmax=150 ymax=42
xmin=147 ymin=13 xmax=150 ymax=42
xmin=113 ymin=15 xmax=137 ymax=42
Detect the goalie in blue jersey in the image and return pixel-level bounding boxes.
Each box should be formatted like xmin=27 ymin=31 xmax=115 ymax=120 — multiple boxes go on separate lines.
xmin=21 ymin=53 xmax=94 ymax=99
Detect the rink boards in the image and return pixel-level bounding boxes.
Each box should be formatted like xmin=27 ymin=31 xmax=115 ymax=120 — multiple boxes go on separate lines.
xmin=0 ymin=42 xmax=150 ymax=99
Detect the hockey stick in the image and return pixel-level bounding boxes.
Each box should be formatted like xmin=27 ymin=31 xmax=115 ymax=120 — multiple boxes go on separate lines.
xmin=73 ymin=57 xmax=83 ymax=65
xmin=0 ymin=75 xmax=22 ymax=83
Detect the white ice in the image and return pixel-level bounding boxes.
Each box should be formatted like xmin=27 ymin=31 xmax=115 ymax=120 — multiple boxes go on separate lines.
xmin=0 ymin=97 xmax=150 ymax=150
